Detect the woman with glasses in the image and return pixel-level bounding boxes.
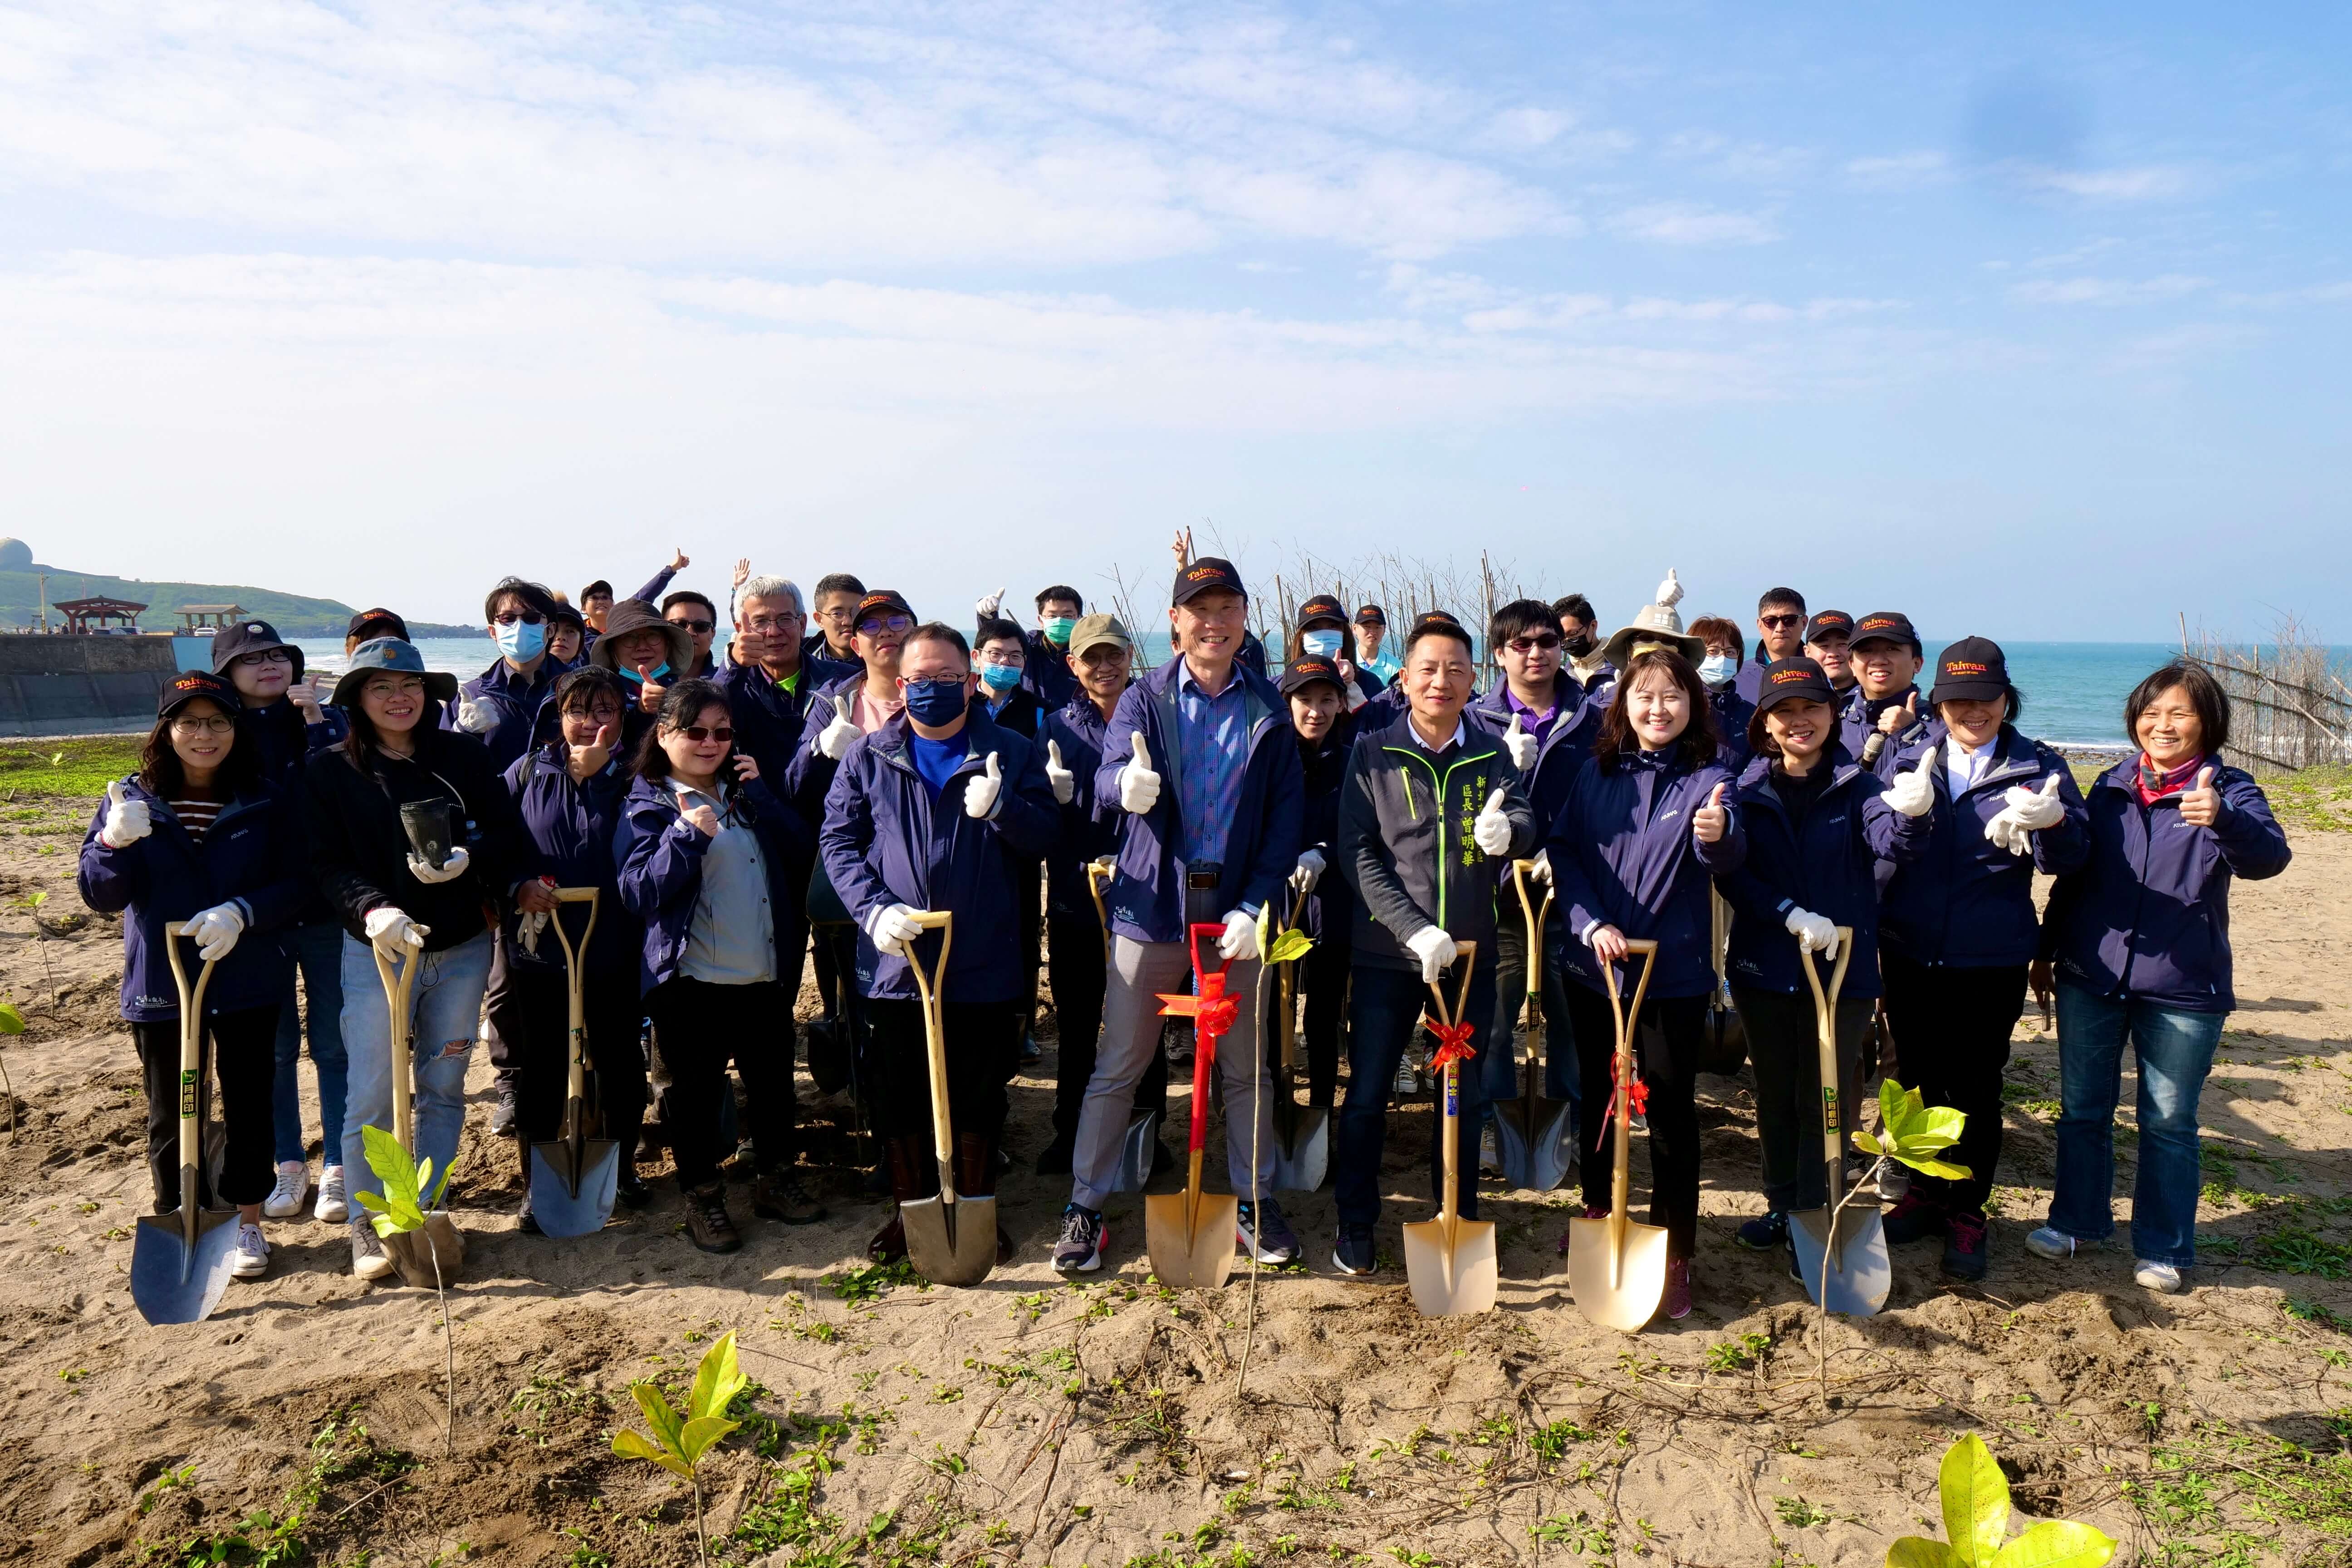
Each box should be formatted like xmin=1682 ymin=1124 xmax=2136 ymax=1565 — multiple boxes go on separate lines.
xmin=1285 ymin=595 xmax=1382 ymax=706
xmin=81 ymin=671 xmax=307 ymax=1283
xmin=617 ymin=679 xmax=821 ymax=1251
xmin=447 ymin=577 xmax=567 ymax=774
xmin=588 ymin=598 xmax=696 ymax=755
xmin=545 ymin=600 xmax=587 ymax=668
xmin=1688 ymin=614 xmax=1756 ymax=766
xmin=305 ymin=638 xmax=545 ymax=1281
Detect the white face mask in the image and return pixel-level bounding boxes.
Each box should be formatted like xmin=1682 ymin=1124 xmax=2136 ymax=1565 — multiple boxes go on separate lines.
xmin=1300 ymin=628 xmax=1343 ymax=659
xmin=1699 ymin=652 xmax=1737 ymax=689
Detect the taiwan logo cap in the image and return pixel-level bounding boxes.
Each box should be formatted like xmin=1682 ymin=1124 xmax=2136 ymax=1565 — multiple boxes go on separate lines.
xmin=1926 ymin=636 xmax=2012 ymax=705
xmin=1171 ymin=556 xmax=1246 ymax=607
xmin=158 ymin=669 xmax=239 ymax=720
xmin=1279 ymin=655 xmax=1345 ymax=696
xmin=1754 ymin=657 xmax=1835 ymax=714
xmin=1803 ymin=610 xmax=1855 ymax=645
xmin=1850 ymin=611 xmax=1920 ymax=654
xmin=346 ymin=607 xmax=409 ymax=643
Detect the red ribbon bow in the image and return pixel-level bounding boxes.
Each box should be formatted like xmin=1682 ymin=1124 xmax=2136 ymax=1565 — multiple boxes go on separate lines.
xmin=1158 ymin=971 xmax=1239 ymax=1049
xmin=1425 ymin=1018 xmax=1478 ymax=1072
xmin=1609 ymin=1051 xmax=1649 ymax=1129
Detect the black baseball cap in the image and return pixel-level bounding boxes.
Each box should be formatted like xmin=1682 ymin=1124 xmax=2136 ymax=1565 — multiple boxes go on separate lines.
xmin=852 ymin=590 xmax=915 ymax=630
xmin=1803 ymin=610 xmax=1854 ymax=645
xmin=158 ymin=669 xmax=238 ymax=720
xmin=1354 ymin=603 xmax=1387 ymax=627
xmin=1172 ymin=556 xmax=1247 ymax=607
xmin=1928 ymin=637 xmax=2012 ymax=705
xmin=347 ymin=607 xmax=408 ymax=642
xmin=1279 ymin=655 xmax=1346 ymax=696
xmin=211 ymin=618 xmax=303 ymax=681
xmin=1295 ymin=594 xmax=1347 ymax=627
xmin=1754 ymin=657 xmax=1836 ymax=714
xmin=1850 ymin=611 xmax=1920 ymax=654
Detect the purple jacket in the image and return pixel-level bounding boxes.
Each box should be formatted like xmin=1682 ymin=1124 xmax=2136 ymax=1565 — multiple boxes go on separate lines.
xmin=717 ymin=658 xmax=818 ymax=815
xmin=1090 ymin=657 xmax=1303 ymax=943
xmin=441 ymin=656 xmax=559 ymax=775
xmin=1878 ymin=723 xmax=2089 ymax=968
xmin=77 ymin=777 xmax=304 ymax=1022
xmin=1716 ymin=749 xmax=1928 ymax=999
xmin=818 ymin=710 xmax=1058 ymax=1004
xmin=1470 ymin=681 xmax=1595 ymax=832
xmin=1544 ymin=746 xmax=1747 ymax=1000
xmin=2043 ymin=758 xmax=2289 ymax=1012
xmin=614 ymin=770 xmax=813 ymax=997
xmin=501 ymin=743 xmax=637 ymax=973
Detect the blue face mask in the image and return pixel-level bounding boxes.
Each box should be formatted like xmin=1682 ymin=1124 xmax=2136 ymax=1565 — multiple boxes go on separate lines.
xmin=979 ymin=663 xmax=1022 ymax=694
xmin=617 ymin=661 xmax=672 ymax=685
xmin=1300 ymin=628 xmax=1343 ymax=659
xmin=902 ymin=677 xmax=969 ymax=725
xmin=494 ymin=618 xmax=546 ymax=662
xmin=1699 ymin=652 xmax=1737 ymax=689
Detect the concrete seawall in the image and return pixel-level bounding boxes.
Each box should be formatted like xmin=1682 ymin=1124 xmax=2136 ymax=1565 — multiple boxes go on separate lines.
xmin=0 ymin=634 xmax=198 ymax=737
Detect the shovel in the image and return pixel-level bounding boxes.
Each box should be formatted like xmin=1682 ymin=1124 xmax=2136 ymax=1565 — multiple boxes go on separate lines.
xmin=1698 ymin=891 xmax=1747 ymax=1077
xmin=1490 ymin=863 xmax=1575 ymax=1191
xmin=1144 ymin=923 xmax=1240 ymax=1290
xmin=529 ymin=888 xmax=620 ymax=1238
xmin=1269 ymin=950 xmax=1329 ymax=1191
xmin=130 ymin=936 xmax=240 ymax=1327
xmin=1566 ymin=939 xmax=1669 ymax=1332
xmin=1788 ymin=930 xmax=1890 ymax=1316
xmin=897 ymin=911 xmax=995 ymax=1287
xmin=1090 ymin=859 xmax=1161 ymax=1195
xmin=372 ymin=941 xmax=466 ymax=1289
xmin=1403 ymin=942 xmax=1497 ymax=1317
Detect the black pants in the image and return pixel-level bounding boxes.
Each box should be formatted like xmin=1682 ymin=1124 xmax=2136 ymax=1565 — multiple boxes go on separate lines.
xmin=506 ymin=961 xmax=648 ymax=1163
xmin=864 ymin=997 xmax=1022 ymax=1167
xmin=1298 ymin=931 xmax=1350 ymax=1109
xmin=1046 ymin=910 xmax=1165 ymax=1143
xmin=644 ymin=978 xmax=796 ymax=1192
xmin=1881 ymin=951 xmax=2025 ymax=1218
xmin=1014 ymin=860 xmax=1044 ymax=1067
xmin=1337 ymin=963 xmax=1494 ymax=1228
xmin=1483 ymin=895 xmax=1578 ymax=1111
xmin=133 ymin=1004 xmax=279 ymax=1212
xmin=1733 ymin=987 xmax=1873 ymax=1214
xmin=1568 ymin=985 xmax=1706 ymax=1260
xmin=482 ymin=928 xmax=518 ymax=1077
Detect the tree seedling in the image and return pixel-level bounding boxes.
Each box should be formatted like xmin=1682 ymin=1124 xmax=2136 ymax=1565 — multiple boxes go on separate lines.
xmin=1885 ymin=1432 xmax=2115 ymax=1568
xmin=356 ymin=1123 xmax=458 ymax=1456
xmin=0 ymin=999 xmax=22 ymax=1143
xmin=611 ymin=1329 xmax=747 ymax=1567
xmin=1819 ymin=1081 xmax=1973 ymax=1403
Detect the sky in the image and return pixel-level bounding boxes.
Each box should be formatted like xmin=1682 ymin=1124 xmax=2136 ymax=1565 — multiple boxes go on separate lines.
xmin=1 ymin=1 xmax=2347 ymax=640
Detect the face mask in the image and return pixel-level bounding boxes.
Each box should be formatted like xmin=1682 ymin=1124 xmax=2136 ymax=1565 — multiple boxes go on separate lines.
xmin=1042 ymin=616 xmax=1076 ymax=648
xmin=617 ymin=661 xmax=672 ymax=685
xmin=1563 ymin=632 xmax=1596 ymax=659
xmin=979 ymin=663 xmax=1022 ymax=694
xmin=902 ymin=677 xmax=969 ymax=725
xmin=1300 ymin=629 xmax=1343 ymax=659
xmin=1699 ymin=652 xmax=1737 ymax=689
xmin=494 ymin=618 xmax=547 ymax=662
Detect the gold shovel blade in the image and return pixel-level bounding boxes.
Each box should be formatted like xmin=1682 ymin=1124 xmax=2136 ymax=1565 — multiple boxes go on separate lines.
xmin=1565 ymin=1214 xmax=1671 ymax=1332
xmin=1144 ymin=1191 xmax=1237 ymax=1290
xmin=1401 ymin=1215 xmax=1498 ymax=1317
xmin=902 ymin=1192 xmax=997 ymax=1287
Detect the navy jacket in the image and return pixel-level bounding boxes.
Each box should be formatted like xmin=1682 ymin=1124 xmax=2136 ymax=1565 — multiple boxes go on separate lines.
xmin=1470 ymin=682 xmax=1593 ymax=834
xmin=803 ymin=631 xmax=862 ymax=673
xmin=1837 ymin=684 xmax=1926 ymax=774
xmin=818 ymin=710 xmax=1058 ymax=1004
xmin=1878 ymin=723 xmax=2090 ymax=968
xmin=1544 ymin=746 xmax=1747 ymax=1000
xmin=973 ymin=685 xmax=1046 ymax=740
xmin=441 ymin=656 xmax=560 ymax=775
xmin=237 ymin=698 xmax=346 ymax=926
xmin=1020 ymin=630 xmax=1079 ymax=711
xmin=501 ymin=743 xmax=637 ymax=974
xmin=615 ymin=770 xmax=812 ymax=996
xmin=1716 ymin=750 xmax=1929 ymax=999
xmin=2043 ymin=758 xmax=2289 ymax=1013
xmin=78 ymin=778 xmax=304 ymax=1022
xmin=1090 ymin=657 xmax=1303 ymax=944
xmin=716 ymin=659 xmax=818 ymax=812
xmin=1292 ymin=719 xmax=1356 ymax=947
xmin=780 ymin=668 xmax=872 ymax=827
xmin=1708 ymin=684 xmax=1757 ymax=768
xmin=1041 ymin=692 xmax=1124 ymax=920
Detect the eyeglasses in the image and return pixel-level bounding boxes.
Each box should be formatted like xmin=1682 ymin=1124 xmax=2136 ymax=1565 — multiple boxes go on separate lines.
xmin=1760 ymin=613 xmax=1803 ymax=629
xmin=672 ymin=725 xmax=734 ymax=744
xmin=977 ymin=652 xmax=1024 ymax=668
xmin=741 ymin=614 xmax=803 ymax=633
xmin=233 ymin=649 xmax=293 ymax=667
xmin=668 ymin=617 xmax=716 ymax=635
xmin=1506 ymin=635 xmax=1561 ymax=654
xmin=493 ymin=612 xmax=545 ymax=626
xmin=855 ymin=614 xmax=913 ymax=636
xmin=169 ymin=715 xmax=234 ymax=736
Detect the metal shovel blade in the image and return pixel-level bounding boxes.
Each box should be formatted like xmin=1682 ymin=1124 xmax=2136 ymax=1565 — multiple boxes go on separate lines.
xmin=130 ymin=1207 xmax=240 ymax=1327
xmin=805 ymin=1016 xmax=852 ymax=1097
xmin=1525 ymin=1100 xmax=1577 ymax=1192
xmin=1144 ymin=1188 xmax=1238 ymax=1291
xmin=1565 ymin=1214 xmax=1671 ymax=1333
xmin=1270 ymin=1095 xmax=1328 ymax=1192
xmin=902 ymin=1190 xmax=998 ymax=1287
xmin=529 ymin=1136 xmax=619 ymax=1238
xmin=1789 ymin=1204 xmax=1891 ymax=1316
xmin=1109 ymin=1107 xmax=1161 ymax=1194
xmin=1402 ymin=1213 xmax=1498 ymax=1317
xmin=384 ymin=1213 xmax=467 ymax=1289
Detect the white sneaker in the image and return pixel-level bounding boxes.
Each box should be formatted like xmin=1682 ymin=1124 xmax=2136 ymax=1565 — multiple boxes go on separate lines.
xmin=262 ymin=1161 xmax=309 ymax=1219
xmin=2134 ymin=1259 xmax=2185 ymax=1294
xmin=314 ymin=1165 xmax=349 ymax=1224
xmin=2025 ymin=1226 xmax=2081 ymax=1260
xmin=1392 ymin=1057 xmax=1419 ymax=1095
xmin=230 ymin=1221 xmax=270 ymax=1279
xmin=351 ymin=1221 xmax=396 ymax=1282
xmin=1479 ymin=1123 xmax=1502 ymax=1176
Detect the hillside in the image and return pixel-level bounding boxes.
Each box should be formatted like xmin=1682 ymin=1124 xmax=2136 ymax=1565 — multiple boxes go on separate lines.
xmin=0 ymin=568 xmax=472 ymax=638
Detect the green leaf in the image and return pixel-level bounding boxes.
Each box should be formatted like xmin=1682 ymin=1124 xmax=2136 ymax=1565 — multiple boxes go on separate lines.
xmin=1268 ymin=928 xmax=1316 ymax=965
xmin=612 ymin=1428 xmax=692 ymax=1479
xmin=687 ymin=1331 xmax=748 ymax=1425
xmin=1991 ymin=1522 xmax=2116 ymax=1568
xmin=1887 ymin=1538 xmax=1967 ymax=1568
xmin=1902 ymin=1158 xmax=1975 ymax=1181
xmin=0 ymin=1002 xmax=25 ymax=1035
xmin=1853 ymin=1130 xmax=1886 ymax=1157
xmin=1939 ymin=1434 xmax=2009 ymax=1568
xmin=421 ymin=1155 xmax=454 ymax=1211
xmin=1880 ymin=1078 xmax=1925 ymax=1132
xmin=677 ymin=1414 xmax=741 ymax=1467
xmin=631 ymin=1382 xmax=685 ymax=1453
xmin=352 ymin=1190 xmax=389 ymax=1214
xmin=360 ymin=1125 xmax=422 ymax=1218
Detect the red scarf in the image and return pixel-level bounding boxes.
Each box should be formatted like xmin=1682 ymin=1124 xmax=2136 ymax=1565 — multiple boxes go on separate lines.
xmin=2133 ymin=751 xmax=2206 ymax=808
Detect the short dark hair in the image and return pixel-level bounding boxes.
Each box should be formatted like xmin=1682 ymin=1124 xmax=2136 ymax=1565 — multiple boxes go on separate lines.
xmin=632 ymin=678 xmax=733 ymax=781
xmin=904 ymin=621 xmax=972 ymax=663
xmin=552 ymin=664 xmax=624 ymax=716
xmin=661 ymin=590 xmax=716 ymax=619
xmin=1759 ymin=586 xmax=1806 ymax=616
xmin=580 ymin=579 xmax=614 ymax=603
xmin=813 ymin=573 xmax=865 ymax=601
xmin=2124 ymin=661 xmax=2230 ymax=755
xmin=484 ymin=577 xmax=559 ymax=626
xmin=1596 ymin=649 xmax=1720 ymax=774
xmin=1552 ymin=594 xmax=1597 ymax=628
xmin=141 ymin=697 xmax=260 ymax=799
xmin=1405 ymin=618 xmax=1476 ymax=660
xmin=1490 ymin=598 xmax=1558 ymax=648
xmin=1035 ymin=586 xmax=1083 ymax=612
xmin=973 ymin=617 xmax=1025 ymax=652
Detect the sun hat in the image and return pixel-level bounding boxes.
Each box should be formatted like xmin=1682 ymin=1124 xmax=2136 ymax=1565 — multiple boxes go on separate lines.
xmin=211 ymin=618 xmax=304 ymax=681
xmin=332 ymin=637 xmax=459 ymax=708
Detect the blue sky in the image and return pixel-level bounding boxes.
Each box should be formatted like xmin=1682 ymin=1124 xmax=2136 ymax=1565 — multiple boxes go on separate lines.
xmin=2 ymin=2 xmax=2346 ymax=639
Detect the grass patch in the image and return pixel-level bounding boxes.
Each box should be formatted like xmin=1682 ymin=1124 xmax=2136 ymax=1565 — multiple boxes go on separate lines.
xmin=2264 ymin=763 xmax=2352 ymax=835
xmin=0 ymin=736 xmax=143 ymax=800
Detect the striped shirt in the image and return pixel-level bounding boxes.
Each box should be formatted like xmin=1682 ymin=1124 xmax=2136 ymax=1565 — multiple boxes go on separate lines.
xmin=170 ymin=797 xmax=222 ymax=843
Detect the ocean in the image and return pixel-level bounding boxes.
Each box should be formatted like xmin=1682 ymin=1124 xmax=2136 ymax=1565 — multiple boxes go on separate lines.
xmin=296 ymin=635 xmax=2194 ymax=749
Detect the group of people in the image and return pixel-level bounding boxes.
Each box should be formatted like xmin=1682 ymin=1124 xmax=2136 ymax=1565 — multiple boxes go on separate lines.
xmin=79 ymin=549 xmax=2291 ymax=1324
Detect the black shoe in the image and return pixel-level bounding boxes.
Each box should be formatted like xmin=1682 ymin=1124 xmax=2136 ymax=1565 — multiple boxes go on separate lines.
xmin=1333 ymin=1225 xmax=1377 ymax=1276
xmin=1883 ymin=1192 xmax=1947 ymax=1245
xmin=1941 ymin=1211 xmax=1989 ymax=1281
xmin=1150 ymin=1139 xmax=1175 ymax=1180
xmin=489 ymin=1075 xmax=519 ymax=1138
xmin=1033 ymin=1138 xmax=1074 ymax=1176
xmin=753 ymin=1169 xmax=827 ymax=1225
xmin=1784 ymin=1235 xmax=1803 ymax=1282
xmin=636 ymin=1124 xmax=668 ymax=1163
xmin=684 ymin=1183 xmax=741 ymax=1254
xmin=517 ymin=1193 xmax=540 ymax=1235
xmin=615 ymin=1168 xmax=652 ymax=1210
xmin=1736 ymin=1211 xmax=1788 ymax=1250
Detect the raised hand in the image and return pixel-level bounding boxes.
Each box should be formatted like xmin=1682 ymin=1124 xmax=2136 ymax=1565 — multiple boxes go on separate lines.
xmin=1884 ymin=764 xmax=1935 ymax=817
xmin=732 ymin=557 xmax=751 ymax=590
xmin=2179 ymin=765 xmax=2223 ymax=827
xmin=1692 ymin=781 xmax=1730 ymax=843
xmin=1117 ymin=730 xmax=1161 ymax=814
xmin=1501 ymin=712 xmax=1537 ymax=771
xmin=669 ymin=547 xmax=691 ymax=571
xmin=965 ymin=751 xmax=1003 ymax=820
xmin=1878 ymin=689 xmax=1919 ymax=737
xmin=681 ymin=802 xmax=721 ymax=837
xmin=568 ymin=720 xmax=617 ymax=781
xmin=1473 ymin=786 xmax=1514 ymax=855
xmin=1044 ymin=738 xmax=1075 ymax=804
xmin=2004 ymin=773 xmax=2066 ymax=832
xmin=814 ymin=694 xmax=859 ymax=760
xmin=99 ymin=779 xmax=151 ymax=849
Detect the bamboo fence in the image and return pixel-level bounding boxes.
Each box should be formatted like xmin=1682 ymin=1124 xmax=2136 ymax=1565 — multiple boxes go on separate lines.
xmin=2181 ymin=613 xmax=2352 ymax=774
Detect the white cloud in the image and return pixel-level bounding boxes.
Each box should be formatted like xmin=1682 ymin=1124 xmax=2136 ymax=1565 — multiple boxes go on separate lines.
xmin=1844 ymin=151 xmax=1948 ymax=190
xmin=1606 ymin=201 xmax=1779 ymax=246
xmin=2009 ymin=274 xmax=2210 ymax=305
xmin=2025 ymin=164 xmax=2195 ymax=201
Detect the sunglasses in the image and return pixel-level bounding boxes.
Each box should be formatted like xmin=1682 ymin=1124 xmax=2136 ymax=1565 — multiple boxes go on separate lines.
xmin=1506 ymin=634 xmax=1562 ymax=653
xmin=668 ymin=617 xmax=716 ymax=634
xmin=673 ymin=725 xmax=734 ymax=744
xmin=1760 ymin=613 xmax=1803 ymax=629
xmin=493 ymin=612 xmax=546 ymax=626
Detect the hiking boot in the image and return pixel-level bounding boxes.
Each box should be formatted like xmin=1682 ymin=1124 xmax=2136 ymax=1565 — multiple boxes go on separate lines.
xmin=868 ymin=1212 xmax=907 ymax=1263
xmin=1053 ymin=1205 xmax=1107 ymax=1274
xmin=684 ymin=1183 xmax=741 ymax=1254
xmin=263 ymin=1161 xmax=308 ymax=1219
xmin=1019 ymin=1029 xmax=1043 ymax=1065
xmin=2134 ymin=1258 xmax=2185 ymax=1294
xmin=230 ymin=1221 xmax=270 ymax=1279
xmin=1332 ymin=1225 xmax=1377 ymax=1276
xmin=314 ymin=1164 xmax=348 ymax=1224
xmin=1940 ymin=1211 xmax=1988 ymax=1281
xmin=490 ymin=1073 xmax=519 ymax=1137
xmin=1882 ymin=1191 xmax=1946 ymax=1245
xmin=1033 ymin=1137 xmax=1075 ymax=1176
xmin=1236 ymin=1198 xmax=1299 ymax=1265
xmin=350 ymin=1220 xmax=395 ymax=1282
xmin=615 ymin=1166 xmax=652 ymax=1210
xmin=2025 ymin=1225 xmax=2083 ymax=1260
xmin=1663 ymin=1257 xmax=1692 ymax=1320
xmin=754 ymin=1169 xmax=827 ymax=1225
xmin=1736 ymin=1210 xmax=1788 ymax=1250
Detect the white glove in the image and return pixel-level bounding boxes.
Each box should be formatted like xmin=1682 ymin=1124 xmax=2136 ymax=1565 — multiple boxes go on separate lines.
xmin=1117 ymin=730 xmax=1161 ymax=814
xmin=1527 ymin=848 xmax=1553 ymax=884
xmin=1044 ymin=738 xmax=1075 ymax=805
xmin=1784 ymin=906 xmax=1840 ymax=960
xmin=363 ymin=907 xmax=429 ymax=953
xmin=813 ymin=695 xmax=859 ymax=761
xmin=98 ymin=780 xmax=150 ymax=849
xmin=405 ymin=843 xmax=471 ymax=885
xmin=1290 ymin=848 xmax=1325 ymax=895
xmin=864 ymin=902 xmax=925 ymax=957
xmin=1655 ymin=567 xmax=1683 ymax=608
xmin=517 ymin=908 xmax=549 ymax=954
xmin=1884 ymin=766 xmax=1934 ymax=818
xmin=1472 ymin=786 xmax=1514 ymax=856
xmin=1501 ymin=713 xmax=1537 ymax=771
xmin=1088 ymin=854 xmax=1116 ymax=877
xmin=451 ymin=695 xmax=495 ymax=735
xmin=964 ymin=751 xmax=1003 ymax=820
xmin=180 ymin=902 xmax=245 ymax=962
xmin=1406 ymin=925 xmax=1458 ymax=984
xmin=975 ymin=586 xmax=1006 ymax=620
xmin=1217 ymin=908 xmax=1259 ymax=962
xmin=2003 ymin=774 xmax=2066 ymax=832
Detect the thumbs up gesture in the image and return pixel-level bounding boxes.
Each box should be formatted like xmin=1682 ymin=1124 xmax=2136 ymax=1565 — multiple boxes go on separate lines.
xmin=1473 ymin=785 xmax=1515 ymax=855
xmin=1117 ymin=730 xmax=1161 ymax=814
xmin=2003 ymin=771 xmax=2067 ymax=832
xmin=99 ymin=779 xmax=151 ymax=849
xmin=814 ymin=693 xmax=860 ymax=760
xmin=1655 ymin=567 xmax=1684 ymax=608
xmin=965 ymin=751 xmax=1004 ymax=820
xmin=1692 ymin=781 xmax=1731 ymax=843
xmin=1877 ymin=688 xmax=1919 ymax=738
xmin=975 ymin=586 xmax=1006 ymax=620
xmin=2179 ymin=765 xmax=2223 ymax=827
xmin=1500 ymin=711 xmax=1537 ymax=770
xmin=1044 ymin=737 xmax=1075 ymax=804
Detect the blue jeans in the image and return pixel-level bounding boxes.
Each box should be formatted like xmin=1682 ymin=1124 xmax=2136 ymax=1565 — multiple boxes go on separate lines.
xmin=338 ymin=930 xmax=494 ymax=1221
xmin=271 ymin=920 xmax=349 ymax=1166
xmin=1336 ymin=962 xmax=1494 ymax=1230
xmin=2050 ymin=982 xmax=2224 ymax=1268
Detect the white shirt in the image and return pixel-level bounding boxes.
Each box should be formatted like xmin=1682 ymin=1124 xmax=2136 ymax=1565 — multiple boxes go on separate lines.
xmin=1945 ymin=735 xmax=1996 ymax=794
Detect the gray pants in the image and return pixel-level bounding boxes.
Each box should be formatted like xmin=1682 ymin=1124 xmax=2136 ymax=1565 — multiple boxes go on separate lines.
xmin=1071 ymin=936 xmax=1277 ymax=1212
